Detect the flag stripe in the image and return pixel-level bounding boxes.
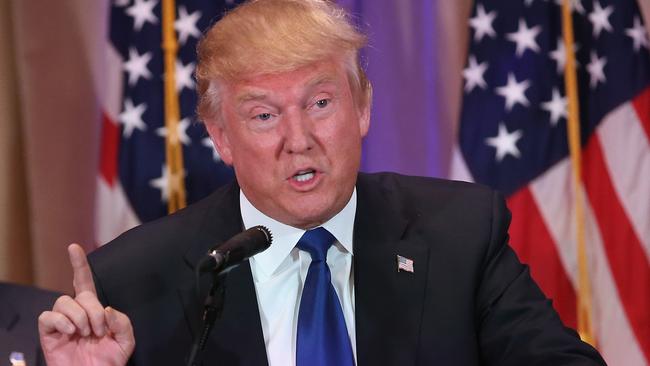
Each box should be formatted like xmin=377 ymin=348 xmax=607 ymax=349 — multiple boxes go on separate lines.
xmin=530 ymin=158 xmax=647 ymax=365
xmin=99 ymin=112 xmax=120 ymax=186
xmin=582 ymin=136 xmax=650 ymax=362
xmin=507 ymin=187 xmax=577 ymax=328
xmin=597 ymin=96 xmax=650 ymax=260
xmin=632 ymin=87 xmax=650 ymax=143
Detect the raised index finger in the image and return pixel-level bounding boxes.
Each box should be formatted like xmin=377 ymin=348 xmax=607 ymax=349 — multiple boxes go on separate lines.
xmin=68 ymin=243 xmax=97 ymax=296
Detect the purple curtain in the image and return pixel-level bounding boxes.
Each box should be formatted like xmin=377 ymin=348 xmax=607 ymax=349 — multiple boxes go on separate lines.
xmin=339 ymin=0 xmax=469 ymax=178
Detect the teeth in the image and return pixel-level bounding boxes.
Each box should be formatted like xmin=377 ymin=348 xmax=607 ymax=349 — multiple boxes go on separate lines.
xmin=294 ymin=171 xmax=315 ymax=182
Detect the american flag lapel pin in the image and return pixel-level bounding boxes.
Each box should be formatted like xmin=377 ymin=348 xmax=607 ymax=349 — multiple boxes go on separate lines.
xmin=9 ymin=351 xmax=26 ymax=366
xmin=396 ymin=254 xmax=414 ymax=273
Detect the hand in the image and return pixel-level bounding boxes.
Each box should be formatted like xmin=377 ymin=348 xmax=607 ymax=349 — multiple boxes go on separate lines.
xmin=39 ymin=244 xmax=135 ymax=366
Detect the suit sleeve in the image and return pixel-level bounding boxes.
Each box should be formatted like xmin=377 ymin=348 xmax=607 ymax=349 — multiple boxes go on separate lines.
xmin=475 ymin=191 xmax=606 ymax=366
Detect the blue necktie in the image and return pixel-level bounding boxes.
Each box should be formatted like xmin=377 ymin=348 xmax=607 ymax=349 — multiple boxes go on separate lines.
xmin=296 ymin=227 xmax=355 ymax=366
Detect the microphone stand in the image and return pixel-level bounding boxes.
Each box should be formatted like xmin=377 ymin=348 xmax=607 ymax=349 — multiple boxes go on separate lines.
xmin=186 ymin=267 xmax=227 ymax=366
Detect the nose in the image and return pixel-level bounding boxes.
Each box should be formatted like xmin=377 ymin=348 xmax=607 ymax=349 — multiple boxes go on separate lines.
xmin=282 ymin=108 xmax=313 ymax=154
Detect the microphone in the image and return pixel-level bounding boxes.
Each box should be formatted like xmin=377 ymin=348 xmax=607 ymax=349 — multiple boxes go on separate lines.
xmin=197 ymin=225 xmax=273 ymax=273
xmin=187 ymin=225 xmax=272 ymax=366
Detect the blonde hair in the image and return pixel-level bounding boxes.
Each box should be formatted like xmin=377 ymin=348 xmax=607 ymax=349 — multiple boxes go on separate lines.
xmin=195 ymin=0 xmax=372 ymax=122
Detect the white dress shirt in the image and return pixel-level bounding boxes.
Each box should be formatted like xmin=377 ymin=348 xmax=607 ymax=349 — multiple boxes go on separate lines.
xmin=240 ymin=190 xmax=357 ymax=366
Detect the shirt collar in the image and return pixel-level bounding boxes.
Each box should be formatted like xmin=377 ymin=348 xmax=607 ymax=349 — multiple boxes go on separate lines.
xmin=240 ymin=189 xmax=357 ymax=278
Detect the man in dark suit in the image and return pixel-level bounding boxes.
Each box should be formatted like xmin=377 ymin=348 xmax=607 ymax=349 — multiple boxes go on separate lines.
xmin=0 ymin=282 xmax=59 ymax=366
xmin=38 ymin=0 xmax=606 ymax=365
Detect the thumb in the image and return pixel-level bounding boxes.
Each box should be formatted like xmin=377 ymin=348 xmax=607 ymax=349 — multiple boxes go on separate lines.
xmin=105 ymin=306 xmax=136 ymax=357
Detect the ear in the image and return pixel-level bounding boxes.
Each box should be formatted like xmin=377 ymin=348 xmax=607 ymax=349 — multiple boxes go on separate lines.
xmin=204 ymin=119 xmax=233 ymax=165
xmin=357 ymin=104 xmax=371 ymax=137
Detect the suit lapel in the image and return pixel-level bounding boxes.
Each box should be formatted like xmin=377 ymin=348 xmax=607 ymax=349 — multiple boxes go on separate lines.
xmin=178 ymin=181 xmax=268 ymax=365
xmin=354 ymin=174 xmax=430 ymax=366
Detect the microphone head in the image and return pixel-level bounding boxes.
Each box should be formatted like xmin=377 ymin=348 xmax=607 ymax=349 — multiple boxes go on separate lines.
xmin=202 ymin=225 xmax=273 ymax=273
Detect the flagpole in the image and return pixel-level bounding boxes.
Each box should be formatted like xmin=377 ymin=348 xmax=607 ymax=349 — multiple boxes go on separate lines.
xmin=561 ymin=0 xmax=595 ymax=346
xmin=161 ymin=0 xmax=187 ymax=213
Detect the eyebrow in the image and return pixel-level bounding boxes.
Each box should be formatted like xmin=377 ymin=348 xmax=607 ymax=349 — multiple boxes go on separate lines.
xmin=237 ymin=91 xmax=269 ymax=104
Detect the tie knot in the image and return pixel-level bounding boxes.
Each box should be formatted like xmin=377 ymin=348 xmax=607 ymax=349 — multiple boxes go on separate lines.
xmin=297 ymin=227 xmax=336 ymax=262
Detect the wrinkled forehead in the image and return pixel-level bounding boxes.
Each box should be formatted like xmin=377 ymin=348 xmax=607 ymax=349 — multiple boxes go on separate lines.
xmin=222 ymin=59 xmax=352 ymax=102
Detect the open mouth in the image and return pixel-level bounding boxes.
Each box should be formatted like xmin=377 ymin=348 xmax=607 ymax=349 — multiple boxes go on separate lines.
xmin=293 ymin=169 xmax=316 ymax=182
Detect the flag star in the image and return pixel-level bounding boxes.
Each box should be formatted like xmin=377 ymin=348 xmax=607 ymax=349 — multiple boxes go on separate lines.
xmin=202 ymin=137 xmax=222 ymax=162
xmin=463 ymin=55 xmax=489 ymax=93
xmin=506 ymin=18 xmax=542 ymax=57
xmin=124 ymin=47 xmax=152 ymax=86
xmin=119 ymin=99 xmax=148 ymax=138
xmin=174 ymin=6 xmax=202 ymax=45
xmin=156 ymin=118 xmax=192 ymax=145
xmin=149 ymin=165 xmax=185 ymax=203
xmin=588 ymin=1 xmax=614 ymax=38
xmin=625 ymin=16 xmax=649 ymax=52
xmin=126 ymin=0 xmax=158 ymax=32
xmin=549 ymin=38 xmax=580 ymax=74
xmin=468 ymin=4 xmax=497 ymax=42
xmin=175 ymin=60 xmax=195 ymax=92
xmin=541 ymin=88 xmax=568 ymax=126
xmin=495 ymin=73 xmax=531 ymax=111
xmin=586 ymin=51 xmax=607 ymax=88
xmin=485 ymin=123 xmax=523 ymax=162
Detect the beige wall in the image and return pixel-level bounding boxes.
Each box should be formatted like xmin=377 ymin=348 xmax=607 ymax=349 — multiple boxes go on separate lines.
xmin=1 ymin=0 xmax=108 ymax=293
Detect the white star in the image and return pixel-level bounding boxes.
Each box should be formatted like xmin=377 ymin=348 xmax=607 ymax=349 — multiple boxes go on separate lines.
xmin=119 ymin=99 xmax=147 ymax=138
xmin=586 ymin=51 xmax=607 ymax=89
xmin=463 ymin=55 xmax=489 ymax=93
xmin=485 ymin=123 xmax=523 ymax=162
xmin=149 ymin=165 xmax=185 ymax=203
xmin=468 ymin=4 xmax=497 ymax=42
xmin=588 ymin=1 xmax=614 ymax=38
xmin=495 ymin=73 xmax=531 ymax=111
xmin=202 ymin=137 xmax=222 ymax=162
xmin=506 ymin=18 xmax=542 ymax=57
xmin=549 ymin=38 xmax=579 ymax=74
xmin=175 ymin=60 xmax=195 ymax=92
xmin=541 ymin=88 xmax=568 ymax=126
xmin=123 ymin=47 xmax=152 ymax=86
xmin=174 ymin=6 xmax=202 ymax=45
xmin=625 ymin=16 xmax=649 ymax=52
xmin=156 ymin=118 xmax=192 ymax=145
xmin=126 ymin=0 xmax=158 ymax=32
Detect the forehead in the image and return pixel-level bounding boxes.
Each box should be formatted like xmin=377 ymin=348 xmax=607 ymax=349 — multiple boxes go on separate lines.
xmin=224 ymin=59 xmax=350 ymax=102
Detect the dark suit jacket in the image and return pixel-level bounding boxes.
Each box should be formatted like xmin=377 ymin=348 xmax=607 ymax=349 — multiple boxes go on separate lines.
xmin=89 ymin=173 xmax=605 ymax=365
xmin=0 ymin=282 xmax=60 ymax=366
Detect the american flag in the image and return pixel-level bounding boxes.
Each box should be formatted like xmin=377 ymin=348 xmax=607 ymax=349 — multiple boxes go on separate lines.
xmin=451 ymin=0 xmax=649 ymax=364
xmin=96 ymin=0 xmax=240 ymax=245
xmin=396 ymin=254 xmax=415 ymax=273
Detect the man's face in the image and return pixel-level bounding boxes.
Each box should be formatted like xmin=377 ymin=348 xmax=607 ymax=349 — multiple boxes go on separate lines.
xmin=206 ymin=58 xmax=370 ymax=229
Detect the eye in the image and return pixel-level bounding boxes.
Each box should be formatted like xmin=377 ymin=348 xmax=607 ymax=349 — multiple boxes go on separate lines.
xmin=315 ymin=99 xmax=330 ymax=108
xmin=255 ymin=112 xmax=272 ymax=121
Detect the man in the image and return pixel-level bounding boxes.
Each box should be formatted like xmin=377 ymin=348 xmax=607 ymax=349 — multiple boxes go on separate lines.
xmin=0 ymin=282 xmax=59 ymax=366
xmin=38 ymin=0 xmax=606 ymax=365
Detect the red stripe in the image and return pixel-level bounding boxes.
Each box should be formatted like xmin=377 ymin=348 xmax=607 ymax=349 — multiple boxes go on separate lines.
xmin=632 ymin=86 xmax=650 ymax=145
xmin=99 ymin=111 xmax=119 ymax=187
xmin=506 ymin=187 xmax=577 ymax=329
xmin=582 ymin=135 xmax=650 ymax=361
